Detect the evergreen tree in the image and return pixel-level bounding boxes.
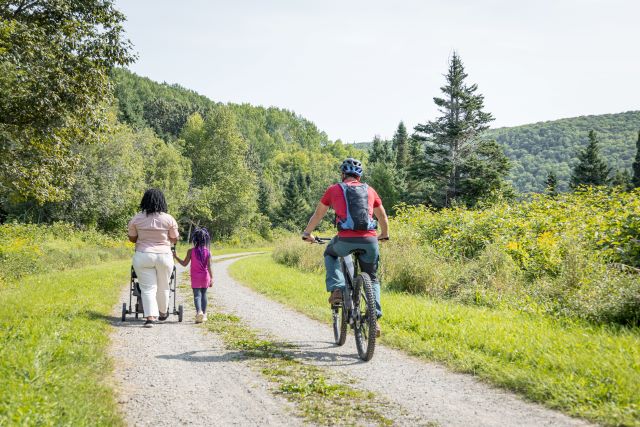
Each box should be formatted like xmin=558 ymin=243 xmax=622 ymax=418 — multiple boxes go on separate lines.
xmin=368 ymin=135 xmax=394 ymax=164
xmin=611 ymin=169 xmax=632 ymax=190
xmin=257 ymin=176 xmax=272 ymax=218
xmin=278 ymin=172 xmax=310 ymax=229
xmin=391 ymin=122 xmax=409 ymax=168
xmin=413 ymin=52 xmax=509 ymax=207
xmin=570 ymin=130 xmax=611 ymax=189
xmin=632 ymin=130 xmax=640 ymax=188
xmin=545 ymin=171 xmax=558 ymax=196
xmin=367 ymin=162 xmax=406 ymax=215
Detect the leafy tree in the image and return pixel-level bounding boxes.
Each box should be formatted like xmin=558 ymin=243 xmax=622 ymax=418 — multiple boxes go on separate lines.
xmin=545 ymin=171 xmax=558 ymax=196
xmin=413 ymin=52 xmax=509 ymax=207
xmin=633 ymin=131 xmax=640 ymax=189
xmin=180 ymin=107 xmax=257 ymax=238
xmin=570 ymin=130 xmax=611 ymax=188
xmin=142 ymin=98 xmax=198 ymax=140
xmin=391 ymin=122 xmax=409 ymax=168
xmin=0 ymin=0 xmax=134 ymax=203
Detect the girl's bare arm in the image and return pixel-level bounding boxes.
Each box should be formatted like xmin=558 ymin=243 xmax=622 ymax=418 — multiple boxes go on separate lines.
xmin=207 ymin=256 xmax=214 ymax=286
xmin=174 ymin=248 xmax=191 ymax=267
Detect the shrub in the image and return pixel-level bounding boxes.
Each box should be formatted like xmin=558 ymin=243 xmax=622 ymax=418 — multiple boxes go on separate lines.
xmin=272 ymin=188 xmax=640 ymax=326
xmin=0 ymin=222 xmax=131 ymax=285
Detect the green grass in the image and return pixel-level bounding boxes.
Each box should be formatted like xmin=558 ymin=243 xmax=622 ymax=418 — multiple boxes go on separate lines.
xmin=210 ymin=246 xmax=272 ymax=256
xmin=229 ymin=254 xmax=640 ymax=426
xmin=0 ymin=260 xmax=130 ymax=426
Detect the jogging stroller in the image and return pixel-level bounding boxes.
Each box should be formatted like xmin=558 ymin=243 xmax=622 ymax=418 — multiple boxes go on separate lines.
xmin=121 ymin=265 xmax=184 ymax=322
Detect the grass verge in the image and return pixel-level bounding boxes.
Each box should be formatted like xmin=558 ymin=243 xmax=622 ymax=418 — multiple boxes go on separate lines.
xmin=0 ymin=260 xmax=130 ymax=426
xmin=229 ymin=254 xmax=640 ymax=426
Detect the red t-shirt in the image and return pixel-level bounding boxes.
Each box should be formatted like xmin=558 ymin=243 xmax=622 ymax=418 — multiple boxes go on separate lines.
xmin=320 ymin=181 xmax=382 ymax=238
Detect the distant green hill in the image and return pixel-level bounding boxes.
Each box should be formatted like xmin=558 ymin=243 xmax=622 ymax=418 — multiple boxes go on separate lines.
xmin=354 ymin=111 xmax=640 ymax=193
xmin=487 ymin=111 xmax=640 ymax=192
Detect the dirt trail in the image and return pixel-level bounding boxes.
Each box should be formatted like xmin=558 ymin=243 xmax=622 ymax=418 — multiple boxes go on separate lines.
xmin=213 ymin=256 xmax=592 ymax=427
xmin=109 ymin=254 xmax=300 ymax=426
xmin=110 ymin=253 xmax=592 ymax=427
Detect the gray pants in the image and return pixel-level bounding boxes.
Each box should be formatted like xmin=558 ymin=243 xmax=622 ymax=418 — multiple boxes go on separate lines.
xmin=323 ymin=236 xmax=381 ymax=317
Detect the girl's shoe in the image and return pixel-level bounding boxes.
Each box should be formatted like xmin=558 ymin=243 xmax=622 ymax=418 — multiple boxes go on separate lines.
xmin=195 ymin=313 xmax=204 ymax=323
xmin=202 ymin=313 xmax=207 ymax=322
xmin=144 ymin=319 xmax=155 ymax=328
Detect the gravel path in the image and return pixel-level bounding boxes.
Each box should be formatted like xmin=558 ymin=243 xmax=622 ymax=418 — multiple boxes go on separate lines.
xmin=214 ymin=255 xmax=593 ymax=427
xmin=109 ymin=254 xmax=301 ymax=426
xmin=110 ymin=253 xmax=592 ymax=426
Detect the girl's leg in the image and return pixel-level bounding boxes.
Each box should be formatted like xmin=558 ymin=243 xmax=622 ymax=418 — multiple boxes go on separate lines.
xmin=201 ymin=288 xmax=208 ymax=314
xmin=193 ymin=288 xmax=202 ymax=313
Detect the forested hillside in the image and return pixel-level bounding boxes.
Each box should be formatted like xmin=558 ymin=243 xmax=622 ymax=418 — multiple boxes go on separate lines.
xmin=112 ymin=69 xmax=361 ymax=235
xmin=487 ymin=111 xmax=640 ymax=192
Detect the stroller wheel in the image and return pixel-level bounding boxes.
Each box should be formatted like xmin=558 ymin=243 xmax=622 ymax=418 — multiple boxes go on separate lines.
xmin=121 ymin=303 xmax=127 ymax=322
xmin=178 ymin=305 xmax=184 ymax=322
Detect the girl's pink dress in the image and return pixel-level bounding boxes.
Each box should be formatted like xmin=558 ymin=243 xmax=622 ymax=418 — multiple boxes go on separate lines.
xmin=190 ymin=247 xmax=211 ymax=288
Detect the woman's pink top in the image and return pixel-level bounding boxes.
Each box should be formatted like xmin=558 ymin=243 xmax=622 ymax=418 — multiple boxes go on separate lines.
xmin=128 ymin=212 xmax=179 ymax=254
xmin=190 ymin=247 xmax=211 ymax=288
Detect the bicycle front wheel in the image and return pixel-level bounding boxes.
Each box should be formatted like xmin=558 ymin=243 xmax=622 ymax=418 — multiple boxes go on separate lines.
xmin=353 ymin=272 xmax=377 ymax=361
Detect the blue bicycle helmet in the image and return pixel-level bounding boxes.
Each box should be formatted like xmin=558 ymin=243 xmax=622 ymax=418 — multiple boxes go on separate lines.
xmin=340 ymin=158 xmax=363 ymax=177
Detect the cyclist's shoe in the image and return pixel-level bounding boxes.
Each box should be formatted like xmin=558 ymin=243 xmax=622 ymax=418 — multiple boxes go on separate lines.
xmin=375 ymin=324 xmax=381 ymax=338
xmin=328 ymin=289 xmax=343 ymax=305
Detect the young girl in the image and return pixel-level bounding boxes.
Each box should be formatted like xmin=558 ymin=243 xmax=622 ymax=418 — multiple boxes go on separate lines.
xmin=173 ymin=227 xmax=213 ymax=323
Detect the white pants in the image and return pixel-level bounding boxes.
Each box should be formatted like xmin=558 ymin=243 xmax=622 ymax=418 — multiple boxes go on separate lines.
xmin=132 ymin=252 xmax=173 ymax=318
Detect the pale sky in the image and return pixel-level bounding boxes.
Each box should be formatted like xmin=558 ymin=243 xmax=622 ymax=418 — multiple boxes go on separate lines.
xmin=115 ymin=0 xmax=640 ymax=143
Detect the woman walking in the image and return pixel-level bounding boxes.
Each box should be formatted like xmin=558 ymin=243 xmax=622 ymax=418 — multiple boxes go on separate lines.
xmin=128 ymin=189 xmax=180 ymax=328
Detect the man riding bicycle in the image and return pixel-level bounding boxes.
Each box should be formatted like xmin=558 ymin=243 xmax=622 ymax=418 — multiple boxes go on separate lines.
xmin=302 ymin=158 xmax=389 ymax=337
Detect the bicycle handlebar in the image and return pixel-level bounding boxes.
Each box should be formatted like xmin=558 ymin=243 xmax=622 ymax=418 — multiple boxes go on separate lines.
xmin=303 ymin=236 xmax=389 ymax=244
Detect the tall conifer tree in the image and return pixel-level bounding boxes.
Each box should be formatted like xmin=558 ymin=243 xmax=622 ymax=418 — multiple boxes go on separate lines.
xmin=413 ymin=52 xmax=509 ymax=207
xmin=391 ymin=122 xmax=409 ymax=168
xmin=570 ymin=130 xmax=610 ymax=188
xmin=545 ymin=171 xmax=558 ymax=196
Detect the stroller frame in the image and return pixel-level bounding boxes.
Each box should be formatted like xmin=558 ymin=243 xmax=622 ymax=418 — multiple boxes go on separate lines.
xmin=121 ymin=265 xmax=184 ymax=322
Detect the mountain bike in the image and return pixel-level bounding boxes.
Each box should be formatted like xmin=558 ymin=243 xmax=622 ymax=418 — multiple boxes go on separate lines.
xmin=311 ymin=237 xmax=378 ymax=361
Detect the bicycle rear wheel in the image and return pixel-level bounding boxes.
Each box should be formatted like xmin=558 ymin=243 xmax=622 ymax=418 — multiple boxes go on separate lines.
xmin=332 ymin=304 xmax=348 ymax=346
xmin=353 ymin=272 xmax=377 ymax=361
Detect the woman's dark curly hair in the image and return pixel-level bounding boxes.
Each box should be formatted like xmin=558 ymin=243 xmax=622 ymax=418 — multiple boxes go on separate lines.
xmin=140 ymin=189 xmax=168 ymax=215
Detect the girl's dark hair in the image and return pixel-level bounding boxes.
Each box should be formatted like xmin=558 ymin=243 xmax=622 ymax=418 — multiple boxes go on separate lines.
xmin=190 ymin=227 xmax=211 ymax=271
xmin=140 ymin=189 xmax=168 ymax=215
